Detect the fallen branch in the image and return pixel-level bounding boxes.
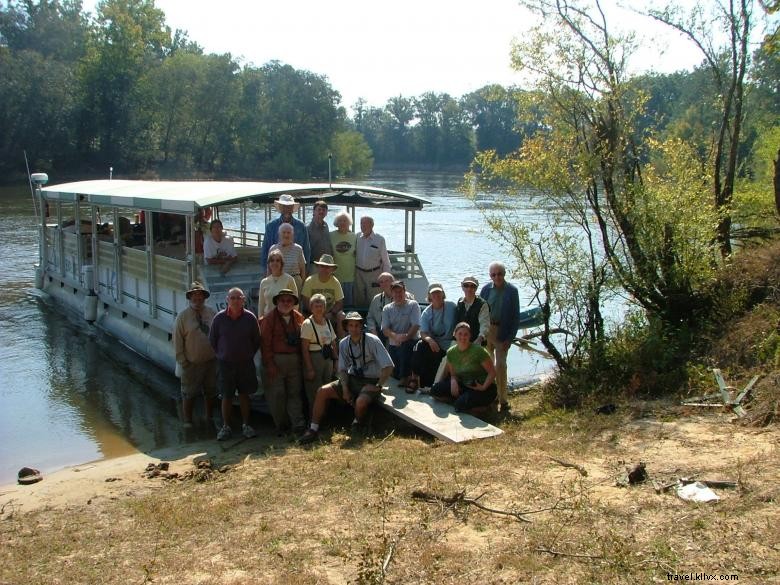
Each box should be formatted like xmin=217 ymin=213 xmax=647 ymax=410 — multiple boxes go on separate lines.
xmin=411 ymin=490 xmax=539 ymax=523
xmin=654 ymin=478 xmax=739 ymax=494
xmin=549 ymin=457 xmax=588 ymax=477
xmin=373 ymin=429 xmax=395 ymax=449
xmin=381 ymin=538 xmax=397 ymax=576
xmin=681 ymin=478 xmax=739 ymax=490
xmin=535 ymin=546 xmax=604 ymax=560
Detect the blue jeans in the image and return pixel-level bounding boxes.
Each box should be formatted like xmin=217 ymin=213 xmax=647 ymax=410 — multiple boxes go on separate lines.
xmin=389 ymin=339 xmax=416 ymax=379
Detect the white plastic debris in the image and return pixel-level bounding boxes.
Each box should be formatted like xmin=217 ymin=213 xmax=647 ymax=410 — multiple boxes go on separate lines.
xmin=676 ymin=481 xmax=720 ymax=503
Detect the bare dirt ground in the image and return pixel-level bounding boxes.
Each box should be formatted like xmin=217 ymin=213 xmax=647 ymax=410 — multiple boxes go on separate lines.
xmin=1 ymin=391 xmax=778 ymax=584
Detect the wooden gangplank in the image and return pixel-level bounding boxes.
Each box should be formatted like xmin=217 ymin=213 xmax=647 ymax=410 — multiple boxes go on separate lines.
xmin=379 ymin=381 xmax=503 ymax=443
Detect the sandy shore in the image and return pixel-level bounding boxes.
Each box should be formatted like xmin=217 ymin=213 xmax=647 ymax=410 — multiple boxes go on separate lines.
xmin=0 ymin=440 xmax=221 ymax=513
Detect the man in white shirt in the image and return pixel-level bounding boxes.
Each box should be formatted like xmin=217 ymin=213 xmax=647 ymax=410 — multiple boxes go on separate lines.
xmin=203 ymin=219 xmax=237 ymax=275
xmin=354 ymin=216 xmax=391 ymax=307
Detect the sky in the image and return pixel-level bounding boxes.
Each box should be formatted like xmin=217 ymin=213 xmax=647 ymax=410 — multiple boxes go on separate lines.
xmin=83 ymin=0 xmax=710 ymax=112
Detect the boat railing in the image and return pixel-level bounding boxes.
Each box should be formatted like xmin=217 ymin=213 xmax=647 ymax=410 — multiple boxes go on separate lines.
xmin=94 ymin=240 xmax=190 ymax=323
xmin=234 ymin=246 xmax=261 ymax=266
xmin=224 ymin=228 xmax=263 ymax=248
xmin=56 ymin=229 xmax=91 ymax=283
xmin=388 ymin=250 xmax=429 ymax=301
xmin=389 ymin=250 xmax=426 ymax=281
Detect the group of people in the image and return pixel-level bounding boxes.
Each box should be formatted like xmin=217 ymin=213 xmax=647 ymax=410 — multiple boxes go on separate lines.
xmin=174 ymin=194 xmax=522 ymax=443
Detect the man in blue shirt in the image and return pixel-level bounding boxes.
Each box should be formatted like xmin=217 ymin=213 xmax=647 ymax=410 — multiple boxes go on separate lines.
xmin=260 ymin=194 xmax=311 ymax=273
xmin=480 ymin=261 xmax=520 ymax=412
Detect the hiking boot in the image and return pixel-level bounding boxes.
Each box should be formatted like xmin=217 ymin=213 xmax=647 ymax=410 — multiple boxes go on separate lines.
xmin=242 ymin=424 xmax=256 ymax=439
xmin=217 ymin=425 xmax=232 ymax=441
xmin=499 ymin=402 xmax=511 ymax=413
xmin=297 ymin=429 xmax=319 ymax=445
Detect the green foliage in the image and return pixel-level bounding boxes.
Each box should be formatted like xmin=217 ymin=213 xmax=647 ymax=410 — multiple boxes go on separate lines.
xmin=330 ymin=130 xmax=373 ymax=179
xmin=638 ymin=137 xmax=721 ymax=299
xmin=542 ymin=309 xmax=693 ymax=408
xmin=0 ymin=0 xmax=357 ymax=179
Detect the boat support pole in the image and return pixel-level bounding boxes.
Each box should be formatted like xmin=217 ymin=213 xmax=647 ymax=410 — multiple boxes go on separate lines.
xmin=56 ymin=201 xmax=65 ymax=277
xmin=113 ymin=208 xmax=124 ymax=305
xmin=91 ymin=205 xmax=99 ymax=291
xmin=37 ymin=185 xmax=47 ymax=288
xmin=145 ymin=215 xmax=157 ymax=319
xmin=74 ymin=197 xmax=82 ymax=282
xmin=185 ymin=214 xmax=194 ymax=290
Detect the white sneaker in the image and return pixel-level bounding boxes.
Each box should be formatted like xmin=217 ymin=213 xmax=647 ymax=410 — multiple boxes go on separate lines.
xmin=242 ymin=424 xmax=256 ymax=439
xmin=217 ymin=425 xmax=232 ymax=441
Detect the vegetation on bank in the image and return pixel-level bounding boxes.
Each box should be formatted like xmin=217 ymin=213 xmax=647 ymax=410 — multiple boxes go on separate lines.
xmin=467 ymin=0 xmax=779 ymax=415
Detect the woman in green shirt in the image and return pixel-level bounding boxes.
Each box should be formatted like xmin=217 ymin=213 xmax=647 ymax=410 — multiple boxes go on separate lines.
xmin=430 ymin=322 xmax=497 ymax=412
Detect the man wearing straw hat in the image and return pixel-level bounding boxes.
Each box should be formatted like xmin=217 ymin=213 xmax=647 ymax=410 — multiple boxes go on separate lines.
xmin=260 ymin=194 xmax=311 ymax=273
xmin=298 ymin=311 xmax=394 ymax=444
xmin=259 ymin=288 xmax=307 ymax=436
xmin=301 ymin=253 xmax=345 ymax=336
xmin=173 ymin=282 xmax=217 ymax=428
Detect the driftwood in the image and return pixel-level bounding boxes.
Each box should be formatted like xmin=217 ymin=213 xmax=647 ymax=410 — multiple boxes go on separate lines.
xmin=411 ymin=490 xmax=547 ymax=523
xmin=535 ymin=546 xmax=604 ymax=560
xmin=654 ymin=478 xmax=739 ymax=494
xmin=549 ymin=457 xmax=588 ymax=477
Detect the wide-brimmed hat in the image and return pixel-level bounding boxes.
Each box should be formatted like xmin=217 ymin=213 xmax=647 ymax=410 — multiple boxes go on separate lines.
xmin=272 ymin=288 xmax=299 ymax=306
xmin=186 ymin=281 xmax=210 ymax=299
xmin=461 ymin=275 xmax=479 ymax=287
xmin=274 ymin=194 xmax=300 ymax=211
xmin=313 ymin=253 xmax=337 ymax=267
xmin=428 ymin=283 xmax=444 ymax=294
xmin=342 ymin=311 xmax=364 ymax=327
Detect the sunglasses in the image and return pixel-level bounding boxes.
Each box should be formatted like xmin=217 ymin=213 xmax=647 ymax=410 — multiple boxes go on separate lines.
xmin=462 ymin=283 xmax=477 ymax=289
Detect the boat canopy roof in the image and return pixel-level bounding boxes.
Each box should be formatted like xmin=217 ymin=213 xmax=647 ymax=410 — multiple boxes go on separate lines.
xmin=41 ymin=180 xmax=430 ymax=214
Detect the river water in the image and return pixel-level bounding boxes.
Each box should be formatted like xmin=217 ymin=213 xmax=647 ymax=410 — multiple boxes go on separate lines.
xmin=0 ymin=170 xmax=551 ymax=484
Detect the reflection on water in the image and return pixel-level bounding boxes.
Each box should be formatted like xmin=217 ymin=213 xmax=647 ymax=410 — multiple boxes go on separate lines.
xmin=0 ymin=172 xmax=552 ymax=484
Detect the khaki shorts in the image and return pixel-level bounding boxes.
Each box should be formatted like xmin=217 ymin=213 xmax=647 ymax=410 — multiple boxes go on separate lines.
xmin=323 ymin=375 xmax=381 ymax=403
xmin=180 ymin=360 xmax=217 ymax=399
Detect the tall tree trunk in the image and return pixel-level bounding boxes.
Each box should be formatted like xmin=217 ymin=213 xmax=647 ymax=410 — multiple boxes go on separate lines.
xmin=775 ymin=146 xmax=780 ymax=218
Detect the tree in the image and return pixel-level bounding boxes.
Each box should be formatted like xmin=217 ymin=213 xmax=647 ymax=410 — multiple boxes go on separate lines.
xmin=77 ymin=0 xmax=171 ymax=169
xmin=0 ymin=0 xmax=87 ymax=174
xmin=462 ymin=85 xmax=522 ymax=156
xmin=0 ymin=0 xmax=88 ymax=61
xmin=647 ymin=0 xmax=759 ymax=256
xmin=329 ymin=130 xmax=373 ymax=178
xmin=470 ymin=0 xmax=723 ymax=378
